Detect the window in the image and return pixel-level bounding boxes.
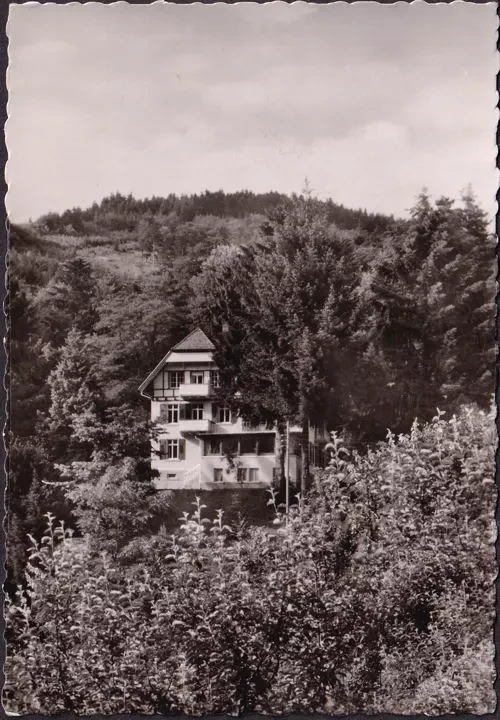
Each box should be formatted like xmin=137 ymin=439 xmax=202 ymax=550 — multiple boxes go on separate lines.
xmin=236 ymin=468 xmax=258 ymax=483
xmin=192 ymin=403 xmax=203 ymax=420
xmin=182 ymin=403 xmax=204 ymax=420
xmin=240 ymin=435 xmax=257 ymax=454
xmin=168 ymin=371 xmax=184 ymax=389
xmin=221 ymin=437 xmax=238 ymax=456
xmin=167 ymin=404 xmax=179 ymax=423
xmin=257 ymin=435 xmax=275 ymax=454
xmin=205 ymin=437 xmax=222 ymax=455
xmin=159 ymin=439 xmax=185 ymax=460
xmin=167 ymin=440 xmax=178 ymax=459
xmin=190 ymin=371 xmax=204 ymax=384
xmin=213 ymin=468 xmax=223 ymax=483
xmin=210 ymin=370 xmax=220 ymax=388
xmin=217 ymin=406 xmax=231 ymax=423
xmin=159 ymin=404 xmax=179 ymax=423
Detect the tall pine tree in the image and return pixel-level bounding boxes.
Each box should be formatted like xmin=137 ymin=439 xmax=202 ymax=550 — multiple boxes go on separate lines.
xmin=370 ymin=191 xmax=495 ymax=430
xmin=45 ymin=328 xmax=104 ymax=461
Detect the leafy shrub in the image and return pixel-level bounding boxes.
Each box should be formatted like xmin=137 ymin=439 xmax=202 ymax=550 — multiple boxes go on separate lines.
xmin=4 ymin=405 xmax=495 ymax=714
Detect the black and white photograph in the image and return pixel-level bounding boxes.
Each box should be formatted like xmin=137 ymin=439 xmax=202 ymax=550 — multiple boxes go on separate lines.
xmin=4 ymin=1 xmax=497 ymax=714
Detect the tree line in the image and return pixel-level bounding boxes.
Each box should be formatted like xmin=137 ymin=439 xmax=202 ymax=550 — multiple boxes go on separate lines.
xmin=35 ymin=189 xmax=394 ymax=235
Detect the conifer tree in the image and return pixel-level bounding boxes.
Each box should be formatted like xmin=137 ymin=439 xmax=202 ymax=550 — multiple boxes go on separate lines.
xmin=370 ymin=191 xmax=495 ymax=430
xmin=46 ymin=328 xmax=104 ymax=461
xmin=35 ymin=257 xmax=98 ymax=346
xmin=137 ymin=215 xmax=162 ymax=257
xmin=452 ymin=189 xmax=495 ymax=404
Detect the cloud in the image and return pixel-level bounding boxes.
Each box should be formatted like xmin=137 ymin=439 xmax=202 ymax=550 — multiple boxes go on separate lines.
xmin=6 ymin=2 xmax=497 ymax=222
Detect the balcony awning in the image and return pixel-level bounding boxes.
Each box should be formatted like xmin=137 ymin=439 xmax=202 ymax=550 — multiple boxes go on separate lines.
xmin=165 ymin=352 xmax=213 ymax=364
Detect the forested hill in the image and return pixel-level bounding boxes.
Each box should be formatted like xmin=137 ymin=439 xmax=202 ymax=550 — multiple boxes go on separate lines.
xmin=7 ymin=187 xmax=496 ymax=593
xmin=34 ymin=189 xmax=396 ymax=236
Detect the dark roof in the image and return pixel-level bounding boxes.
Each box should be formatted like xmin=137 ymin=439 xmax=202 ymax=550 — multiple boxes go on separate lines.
xmin=172 ymin=328 xmax=215 ymax=352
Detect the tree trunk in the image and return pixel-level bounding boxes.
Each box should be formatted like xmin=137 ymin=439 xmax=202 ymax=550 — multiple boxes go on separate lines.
xmin=299 ymin=403 xmax=310 ymax=496
xmin=274 ymin=420 xmax=287 ymax=502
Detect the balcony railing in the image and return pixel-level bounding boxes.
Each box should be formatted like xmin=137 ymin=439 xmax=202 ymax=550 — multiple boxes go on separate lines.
xmin=182 ymin=464 xmax=201 ymax=488
xmin=241 ymin=420 xmax=275 ymax=432
xmin=179 ymin=418 xmax=215 ymax=434
xmin=178 ymin=383 xmax=213 ymax=398
xmin=153 ymin=388 xmax=179 ymax=401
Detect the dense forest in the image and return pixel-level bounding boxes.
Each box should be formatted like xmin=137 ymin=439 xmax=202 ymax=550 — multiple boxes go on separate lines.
xmin=34 ymin=189 xmax=394 ymax=235
xmin=6 ymin=187 xmax=496 ymax=713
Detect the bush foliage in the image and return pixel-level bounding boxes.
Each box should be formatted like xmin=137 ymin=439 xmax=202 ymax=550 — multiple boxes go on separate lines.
xmin=5 ymin=405 xmax=495 ymax=715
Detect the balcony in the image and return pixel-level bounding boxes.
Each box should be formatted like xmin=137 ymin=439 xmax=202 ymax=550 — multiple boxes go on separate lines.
xmin=178 ymin=383 xmax=213 ymax=398
xmin=241 ymin=420 xmax=275 ymax=432
xmin=179 ymin=418 xmax=215 ymax=434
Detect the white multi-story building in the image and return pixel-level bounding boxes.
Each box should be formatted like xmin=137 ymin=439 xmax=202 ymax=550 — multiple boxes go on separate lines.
xmin=139 ymin=328 xmax=326 ymax=490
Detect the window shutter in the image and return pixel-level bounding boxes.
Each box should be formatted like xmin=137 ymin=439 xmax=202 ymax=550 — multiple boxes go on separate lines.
xmin=179 ymin=405 xmax=186 ymax=420
xmin=237 ymin=467 xmax=248 ymax=483
xmin=179 ymin=439 xmax=186 ymax=461
xmin=159 ymin=404 xmax=168 ymax=421
xmin=159 ymin=440 xmax=167 ymax=459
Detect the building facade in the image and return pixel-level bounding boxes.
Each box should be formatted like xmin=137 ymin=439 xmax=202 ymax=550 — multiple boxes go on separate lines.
xmin=139 ymin=329 xmax=326 ymax=490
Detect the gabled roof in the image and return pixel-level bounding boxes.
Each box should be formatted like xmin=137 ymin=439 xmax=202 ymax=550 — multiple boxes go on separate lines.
xmin=172 ymin=328 xmax=215 ymax=352
xmin=138 ymin=329 xmax=215 ymax=397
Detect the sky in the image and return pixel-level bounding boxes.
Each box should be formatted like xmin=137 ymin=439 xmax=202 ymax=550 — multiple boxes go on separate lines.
xmin=6 ymin=1 xmax=498 ymax=223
